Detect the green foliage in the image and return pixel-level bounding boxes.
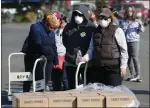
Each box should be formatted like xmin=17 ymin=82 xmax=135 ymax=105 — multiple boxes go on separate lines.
xmin=14 ymin=11 xmax=36 ymax=22
xmin=24 ymin=11 xmax=36 ymax=22
xmin=14 ymin=14 xmax=24 ymax=22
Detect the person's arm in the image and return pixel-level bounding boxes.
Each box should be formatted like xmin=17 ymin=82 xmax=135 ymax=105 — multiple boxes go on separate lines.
xmin=135 ymin=19 xmax=144 ymax=32
xmin=30 ymin=24 xmax=45 ymax=55
xmin=115 ymin=28 xmax=128 ymax=70
xmin=52 ymin=32 xmax=58 ymax=65
xmin=21 ymin=36 xmax=29 ymax=53
xmin=140 ymin=24 xmax=145 ymax=32
xmin=82 ymin=37 xmax=94 ymax=62
xmin=62 ymin=25 xmax=68 ymax=48
xmin=62 ymin=24 xmax=77 ymax=64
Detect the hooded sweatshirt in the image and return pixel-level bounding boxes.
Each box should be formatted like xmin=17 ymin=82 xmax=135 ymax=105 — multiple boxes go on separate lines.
xmin=62 ymin=5 xmax=96 ymax=65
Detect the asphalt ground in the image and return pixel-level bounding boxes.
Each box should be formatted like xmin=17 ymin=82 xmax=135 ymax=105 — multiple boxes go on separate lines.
xmin=1 ymin=23 xmax=150 ymax=107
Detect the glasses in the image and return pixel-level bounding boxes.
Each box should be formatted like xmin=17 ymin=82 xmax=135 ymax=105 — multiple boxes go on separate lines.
xmin=74 ymin=11 xmax=83 ymax=17
xmin=98 ymin=16 xmax=110 ymax=20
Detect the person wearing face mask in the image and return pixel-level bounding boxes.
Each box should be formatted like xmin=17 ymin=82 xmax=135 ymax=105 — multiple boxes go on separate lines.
xmin=22 ymin=13 xmax=59 ymax=92
xmin=62 ymin=5 xmax=96 ymax=89
xmin=80 ymin=8 xmax=128 ymax=86
xmin=120 ymin=7 xmax=144 ymax=82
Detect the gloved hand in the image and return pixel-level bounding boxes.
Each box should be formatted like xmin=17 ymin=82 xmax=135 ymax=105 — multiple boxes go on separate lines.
xmin=40 ymin=55 xmax=46 ymax=60
xmin=76 ymin=56 xmax=83 ymax=65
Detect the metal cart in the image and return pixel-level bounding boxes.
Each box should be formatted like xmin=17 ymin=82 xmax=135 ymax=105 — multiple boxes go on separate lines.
xmin=7 ymin=52 xmax=47 ymax=101
xmin=2 ymin=56 xmax=88 ymax=108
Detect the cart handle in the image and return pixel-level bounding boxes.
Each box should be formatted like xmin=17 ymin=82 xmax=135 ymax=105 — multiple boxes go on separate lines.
xmin=8 ymin=52 xmax=25 ymax=74
xmin=32 ymin=56 xmax=47 ymax=92
xmin=8 ymin=53 xmax=47 ymax=94
xmin=75 ymin=62 xmax=88 ymax=89
xmin=8 ymin=53 xmax=25 ymax=94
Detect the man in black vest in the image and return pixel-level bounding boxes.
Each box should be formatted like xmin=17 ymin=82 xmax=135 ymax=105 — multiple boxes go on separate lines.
xmin=81 ymin=8 xmax=128 ymax=86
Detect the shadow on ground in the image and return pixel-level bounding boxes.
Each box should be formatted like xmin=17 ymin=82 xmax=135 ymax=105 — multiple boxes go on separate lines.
xmin=1 ymin=91 xmax=12 ymax=106
xmin=132 ymin=90 xmax=150 ymax=95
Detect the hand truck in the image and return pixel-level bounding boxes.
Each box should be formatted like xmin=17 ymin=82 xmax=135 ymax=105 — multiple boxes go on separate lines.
xmin=7 ymin=52 xmax=47 ymax=101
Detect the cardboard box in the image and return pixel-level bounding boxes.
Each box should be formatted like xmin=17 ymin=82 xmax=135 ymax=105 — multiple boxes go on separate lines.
xmin=53 ymin=91 xmax=72 ymax=95
xmin=43 ymin=91 xmax=71 ymax=97
xmin=69 ymin=91 xmax=82 ymax=95
xmin=12 ymin=92 xmax=49 ymax=107
xmin=47 ymin=95 xmax=77 ymax=107
xmin=12 ymin=93 xmax=22 ymax=107
xmin=99 ymin=92 xmax=134 ymax=107
xmin=77 ymin=94 xmax=105 ymax=107
xmin=42 ymin=92 xmax=55 ymax=96
xmin=80 ymin=91 xmax=99 ymax=94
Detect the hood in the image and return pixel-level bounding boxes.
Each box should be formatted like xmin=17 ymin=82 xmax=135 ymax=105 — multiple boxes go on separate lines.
xmin=71 ymin=4 xmax=89 ymax=26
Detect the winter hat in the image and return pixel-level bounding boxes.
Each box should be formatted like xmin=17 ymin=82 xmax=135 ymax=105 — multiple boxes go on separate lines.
xmin=99 ymin=8 xmax=113 ymax=17
xmin=52 ymin=11 xmax=62 ymax=20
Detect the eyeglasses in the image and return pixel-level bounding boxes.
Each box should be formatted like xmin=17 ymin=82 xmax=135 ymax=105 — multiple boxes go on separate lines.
xmin=98 ymin=16 xmax=110 ymax=20
xmin=74 ymin=11 xmax=83 ymax=17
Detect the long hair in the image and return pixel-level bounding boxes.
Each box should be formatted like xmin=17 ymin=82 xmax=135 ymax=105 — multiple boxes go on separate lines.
xmin=124 ymin=6 xmax=137 ymax=21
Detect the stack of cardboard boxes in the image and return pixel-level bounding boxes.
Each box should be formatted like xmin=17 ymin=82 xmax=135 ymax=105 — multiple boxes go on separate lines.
xmin=12 ymin=90 xmax=134 ymax=107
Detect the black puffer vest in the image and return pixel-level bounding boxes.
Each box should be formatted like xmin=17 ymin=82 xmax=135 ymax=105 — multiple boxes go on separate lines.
xmin=93 ymin=24 xmax=120 ymax=66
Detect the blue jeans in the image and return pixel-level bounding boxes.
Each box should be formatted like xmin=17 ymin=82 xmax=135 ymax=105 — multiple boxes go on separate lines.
xmin=127 ymin=41 xmax=140 ymax=77
xmin=62 ymin=65 xmax=69 ymax=90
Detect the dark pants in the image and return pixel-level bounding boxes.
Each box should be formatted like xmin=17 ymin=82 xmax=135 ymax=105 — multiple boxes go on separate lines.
xmin=51 ymin=65 xmax=68 ymax=91
xmin=90 ymin=65 xmax=122 ymax=86
xmin=62 ymin=65 xmax=69 ymax=90
xmin=52 ymin=69 xmax=62 ymax=91
xmin=65 ymin=66 xmax=93 ymax=90
xmin=23 ymin=55 xmax=52 ymax=92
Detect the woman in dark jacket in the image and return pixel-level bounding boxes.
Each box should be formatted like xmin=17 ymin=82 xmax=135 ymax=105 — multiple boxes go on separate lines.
xmin=22 ymin=13 xmax=59 ymax=92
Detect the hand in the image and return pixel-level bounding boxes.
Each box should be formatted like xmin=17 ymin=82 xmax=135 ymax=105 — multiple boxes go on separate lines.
xmin=120 ymin=68 xmax=126 ymax=78
xmin=136 ymin=19 xmax=143 ymax=25
xmin=54 ymin=65 xmax=59 ymax=68
xmin=81 ymin=57 xmax=88 ymax=62
xmin=76 ymin=57 xmax=83 ymax=65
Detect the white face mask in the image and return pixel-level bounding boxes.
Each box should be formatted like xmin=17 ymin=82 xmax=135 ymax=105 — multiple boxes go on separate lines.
xmin=74 ymin=16 xmax=83 ymax=24
xmin=99 ymin=19 xmax=110 ymax=28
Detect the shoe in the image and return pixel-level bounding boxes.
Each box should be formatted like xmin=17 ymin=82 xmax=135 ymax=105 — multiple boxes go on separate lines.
xmin=136 ymin=78 xmax=142 ymax=82
xmin=46 ymin=86 xmax=50 ymax=91
xmin=126 ymin=76 xmax=134 ymax=81
xmin=130 ymin=75 xmax=142 ymax=82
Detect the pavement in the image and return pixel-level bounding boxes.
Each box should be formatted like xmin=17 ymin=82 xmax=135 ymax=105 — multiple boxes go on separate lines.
xmin=1 ymin=23 xmax=150 ymax=107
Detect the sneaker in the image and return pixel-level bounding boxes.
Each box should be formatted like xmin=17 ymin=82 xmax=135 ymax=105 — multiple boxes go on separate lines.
xmin=130 ymin=75 xmax=142 ymax=82
xmin=126 ymin=76 xmax=134 ymax=81
xmin=136 ymin=78 xmax=142 ymax=82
